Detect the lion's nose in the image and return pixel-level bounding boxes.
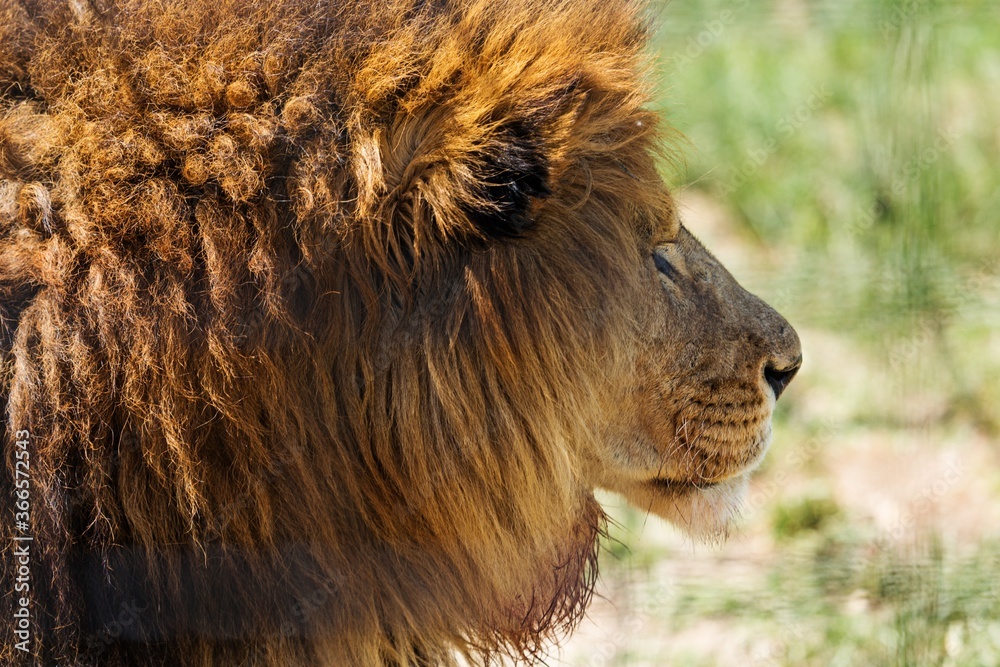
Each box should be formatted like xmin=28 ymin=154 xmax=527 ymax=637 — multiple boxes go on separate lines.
xmin=763 ymin=354 xmax=802 ymax=400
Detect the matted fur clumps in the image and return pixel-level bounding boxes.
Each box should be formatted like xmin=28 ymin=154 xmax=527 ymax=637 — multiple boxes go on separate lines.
xmin=1 ymin=0 xmax=668 ymax=664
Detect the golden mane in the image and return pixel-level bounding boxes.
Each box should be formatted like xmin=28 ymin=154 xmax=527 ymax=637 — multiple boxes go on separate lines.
xmin=1 ymin=0 xmax=670 ymax=663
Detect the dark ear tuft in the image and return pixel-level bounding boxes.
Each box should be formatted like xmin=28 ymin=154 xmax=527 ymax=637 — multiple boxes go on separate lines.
xmin=465 ymin=119 xmax=551 ymax=238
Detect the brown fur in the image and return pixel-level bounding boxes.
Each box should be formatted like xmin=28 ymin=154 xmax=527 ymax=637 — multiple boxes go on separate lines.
xmin=0 ymin=0 xmax=800 ymax=665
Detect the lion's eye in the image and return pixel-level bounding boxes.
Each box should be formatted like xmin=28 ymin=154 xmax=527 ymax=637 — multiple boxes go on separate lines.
xmin=653 ymin=250 xmax=675 ymax=280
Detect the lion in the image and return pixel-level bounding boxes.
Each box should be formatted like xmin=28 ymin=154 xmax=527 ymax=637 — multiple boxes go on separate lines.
xmin=0 ymin=0 xmax=801 ymax=664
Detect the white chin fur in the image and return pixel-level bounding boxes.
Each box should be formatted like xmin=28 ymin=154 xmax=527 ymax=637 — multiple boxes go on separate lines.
xmin=613 ymin=474 xmax=750 ymax=543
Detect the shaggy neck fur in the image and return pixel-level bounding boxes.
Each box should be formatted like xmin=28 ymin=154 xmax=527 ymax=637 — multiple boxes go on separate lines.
xmin=1 ymin=0 xmax=668 ymax=664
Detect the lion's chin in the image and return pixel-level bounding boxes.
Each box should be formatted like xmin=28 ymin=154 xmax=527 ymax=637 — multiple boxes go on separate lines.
xmin=611 ymin=473 xmax=750 ymax=542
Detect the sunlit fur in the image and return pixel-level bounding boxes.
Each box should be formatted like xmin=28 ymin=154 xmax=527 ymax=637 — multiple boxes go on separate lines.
xmin=0 ymin=0 xmax=691 ymax=664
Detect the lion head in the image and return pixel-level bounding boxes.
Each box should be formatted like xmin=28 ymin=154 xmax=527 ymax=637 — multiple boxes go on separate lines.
xmin=591 ymin=222 xmax=802 ymax=538
xmin=0 ymin=0 xmax=799 ymax=664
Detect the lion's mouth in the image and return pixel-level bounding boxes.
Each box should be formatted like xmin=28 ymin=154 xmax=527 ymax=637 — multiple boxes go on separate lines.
xmin=652 ymin=420 xmax=774 ymax=491
xmin=643 ymin=442 xmax=770 ymax=496
xmin=648 ymin=477 xmax=721 ymax=493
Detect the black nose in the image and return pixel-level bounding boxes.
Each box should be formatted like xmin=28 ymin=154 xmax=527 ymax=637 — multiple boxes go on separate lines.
xmin=764 ymin=355 xmax=802 ymax=400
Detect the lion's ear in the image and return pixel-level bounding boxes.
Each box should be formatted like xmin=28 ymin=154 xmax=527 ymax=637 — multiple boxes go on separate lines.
xmin=360 ymin=93 xmax=573 ymax=263
xmin=461 ymin=118 xmax=551 ymax=238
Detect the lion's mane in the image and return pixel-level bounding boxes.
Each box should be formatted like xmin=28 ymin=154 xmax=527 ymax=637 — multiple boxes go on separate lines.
xmin=1 ymin=0 xmax=665 ymax=664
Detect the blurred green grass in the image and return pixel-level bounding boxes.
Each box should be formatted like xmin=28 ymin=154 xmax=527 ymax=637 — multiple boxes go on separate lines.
xmin=566 ymin=1 xmax=1000 ymax=665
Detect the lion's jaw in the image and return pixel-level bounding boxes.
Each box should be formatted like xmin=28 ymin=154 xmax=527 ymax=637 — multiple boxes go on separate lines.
xmin=601 ymin=419 xmax=774 ymax=541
